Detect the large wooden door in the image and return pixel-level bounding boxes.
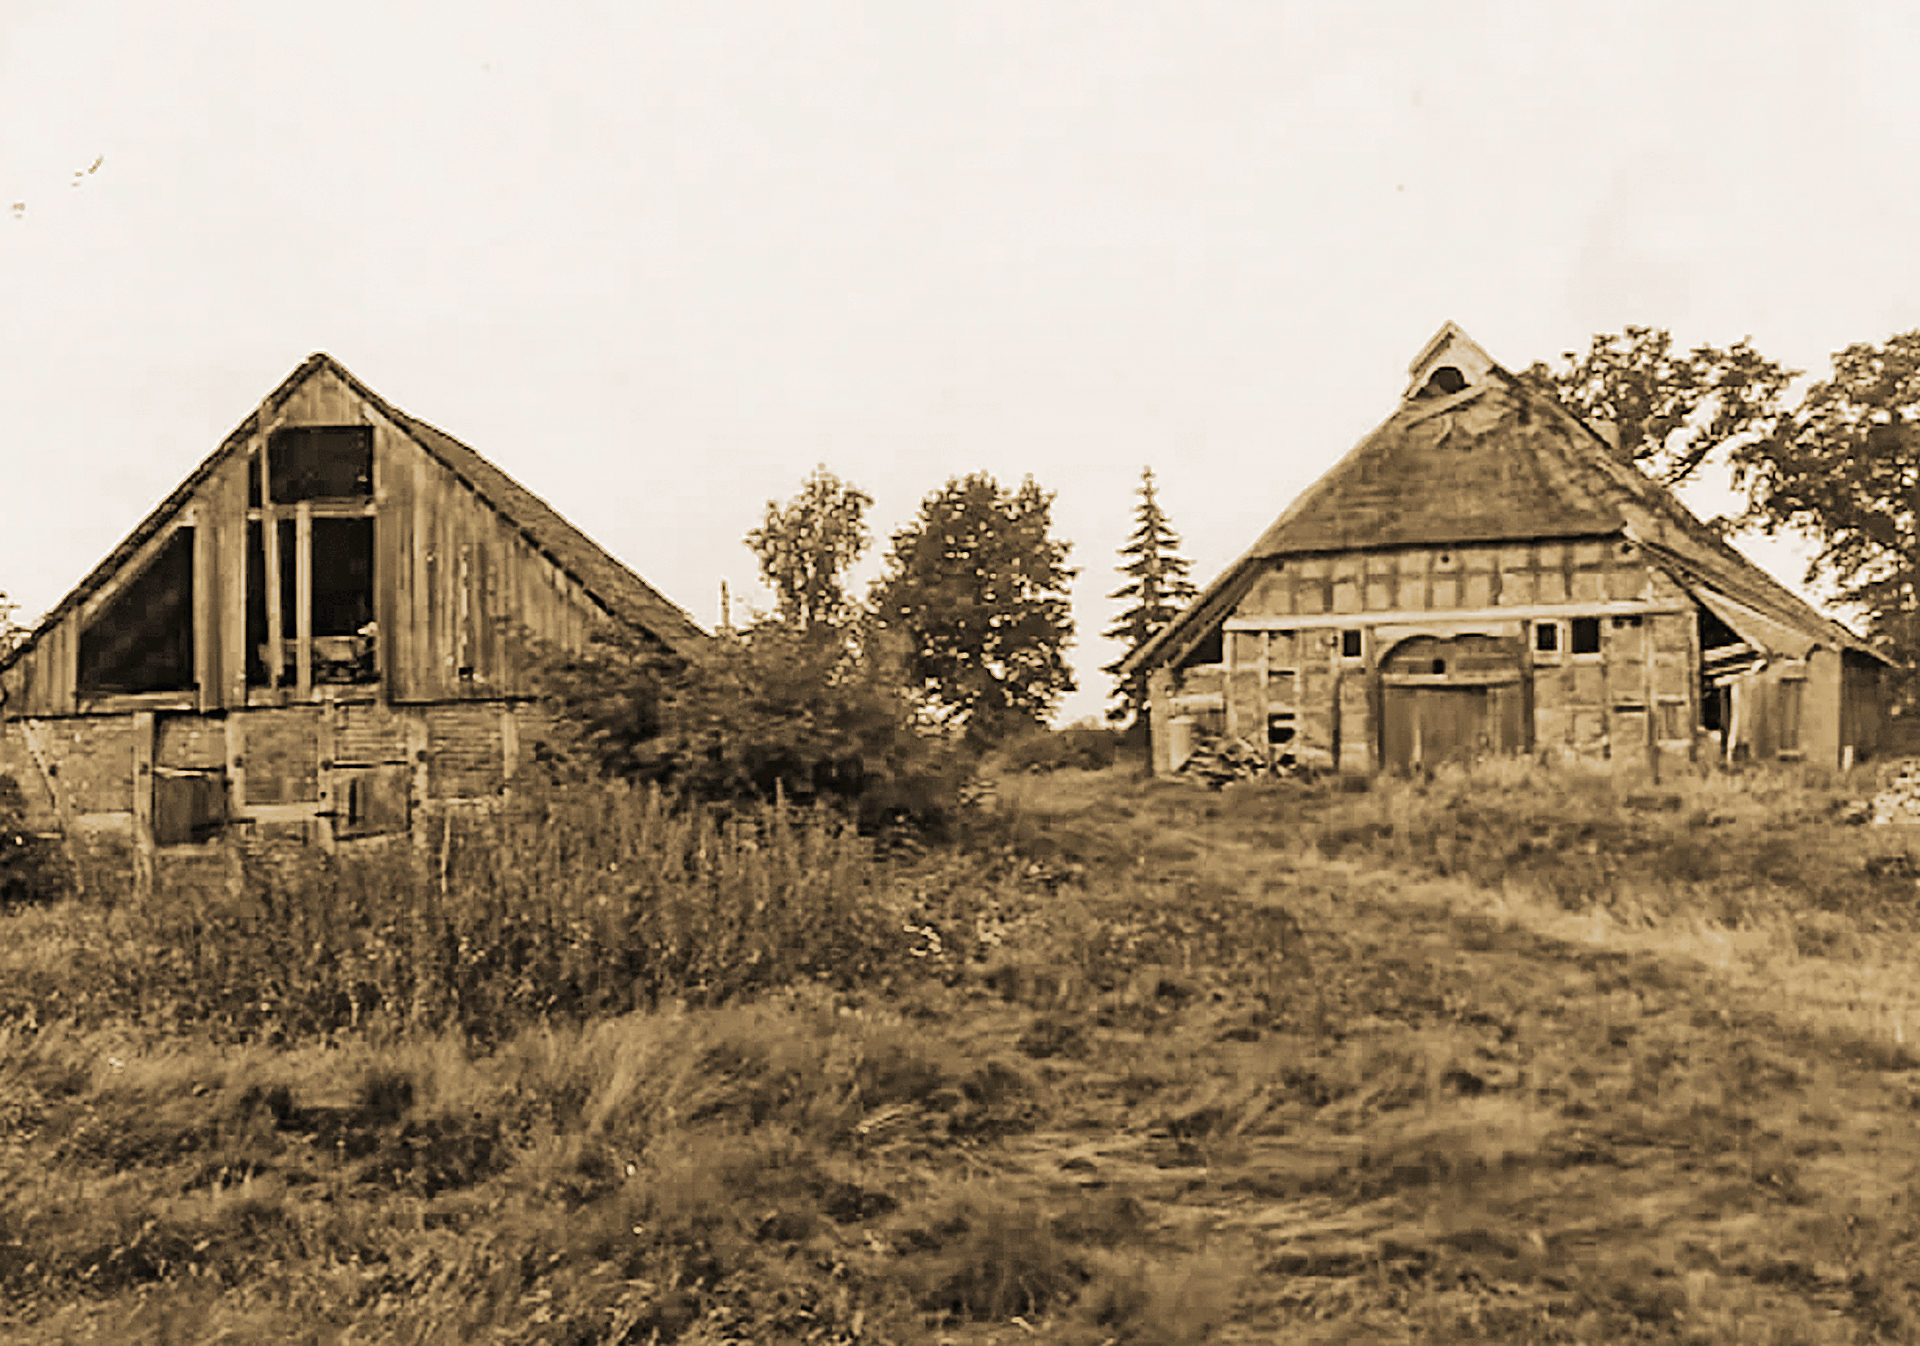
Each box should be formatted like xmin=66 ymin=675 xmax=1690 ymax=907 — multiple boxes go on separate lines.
xmin=1380 ymin=634 xmax=1526 ymax=771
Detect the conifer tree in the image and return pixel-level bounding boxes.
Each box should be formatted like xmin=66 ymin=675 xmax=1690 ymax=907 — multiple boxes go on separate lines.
xmin=1103 ymin=467 xmax=1197 ymax=725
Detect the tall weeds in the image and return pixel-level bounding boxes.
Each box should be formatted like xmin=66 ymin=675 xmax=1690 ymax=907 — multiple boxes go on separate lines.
xmin=129 ymin=783 xmax=896 ymax=1040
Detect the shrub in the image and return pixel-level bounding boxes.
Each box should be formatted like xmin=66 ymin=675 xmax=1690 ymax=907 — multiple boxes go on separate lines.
xmin=997 ymin=724 xmax=1124 ymax=774
xmin=537 ymin=621 xmax=968 ymax=831
xmin=0 ymin=774 xmax=66 ymax=910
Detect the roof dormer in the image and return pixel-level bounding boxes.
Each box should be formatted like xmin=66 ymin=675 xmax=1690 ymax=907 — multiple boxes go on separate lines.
xmin=1405 ymin=321 xmax=1498 ymax=401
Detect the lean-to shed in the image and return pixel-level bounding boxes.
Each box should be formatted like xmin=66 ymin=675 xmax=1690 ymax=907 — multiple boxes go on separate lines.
xmin=1119 ymin=324 xmax=1894 ymax=777
xmin=0 ymin=353 xmax=706 ymax=897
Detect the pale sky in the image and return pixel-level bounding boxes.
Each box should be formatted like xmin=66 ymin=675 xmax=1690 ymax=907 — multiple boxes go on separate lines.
xmin=4 ymin=2 xmax=1919 ymax=724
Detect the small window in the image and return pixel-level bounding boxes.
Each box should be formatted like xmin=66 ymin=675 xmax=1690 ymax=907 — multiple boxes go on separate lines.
xmin=1267 ymin=712 xmax=1296 ymax=746
xmin=1611 ymin=614 xmax=1643 ymax=629
xmin=1571 ymin=617 xmax=1601 ymax=656
xmin=1534 ymin=621 xmax=1561 ymax=657
xmin=154 ymin=772 xmax=227 ymax=846
xmin=1431 ymin=657 xmax=1447 ymax=675
xmin=1340 ymin=629 xmax=1363 ymax=659
xmin=1778 ymin=680 xmax=1804 ymax=755
xmin=268 ymin=426 xmax=373 ymax=501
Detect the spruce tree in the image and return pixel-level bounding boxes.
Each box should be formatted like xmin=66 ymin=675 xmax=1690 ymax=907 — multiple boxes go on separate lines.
xmin=1103 ymin=467 xmax=1197 ymax=725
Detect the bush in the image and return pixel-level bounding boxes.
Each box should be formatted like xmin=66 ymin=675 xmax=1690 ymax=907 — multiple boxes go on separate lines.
xmin=0 ymin=774 xmax=67 ymax=909
xmin=997 ymin=725 xmax=1124 ymax=774
xmin=537 ymin=621 xmax=968 ymax=831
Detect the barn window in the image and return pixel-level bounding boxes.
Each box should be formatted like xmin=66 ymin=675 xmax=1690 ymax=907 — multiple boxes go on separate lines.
xmin=78 ymin=527 xmax=195 ymax=695
xmin=1570 ymin=617 xmax=1601 ymax=656
xmin=247 ymin=503 xmax=378 ymax=691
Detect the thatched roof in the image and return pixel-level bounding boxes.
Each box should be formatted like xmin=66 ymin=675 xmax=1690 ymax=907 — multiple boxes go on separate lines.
xmin=1120 ymin=324 xmax=1882 ymax=675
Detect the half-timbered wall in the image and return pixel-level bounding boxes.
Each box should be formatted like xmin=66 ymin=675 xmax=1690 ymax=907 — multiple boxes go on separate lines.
xmin=1153 ymin=538 xmax=1712 ymax=774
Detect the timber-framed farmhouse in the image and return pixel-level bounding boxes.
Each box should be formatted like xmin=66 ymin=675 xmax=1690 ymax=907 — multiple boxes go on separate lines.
xmin=0 ymin=354 xmax=706 ymax=898
xmin=1120 ymin=324 xmax=1895 ymax=777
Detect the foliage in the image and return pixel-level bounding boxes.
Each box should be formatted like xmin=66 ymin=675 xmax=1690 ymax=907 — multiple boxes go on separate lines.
xmin=0 ymin=588 xmax=23 ymax=660
xmin=1102 ymin=466 xmax=1198 ymax=725
xmin=871 ymin=472 xmax=1077 ymax=743
xmin=537 ymin=620 xmax=964 ymax=828
xmin=743 ymin=465 xmax=873 ymax=635
xmin=1528 ymin=325 xmax=1795 ymax=486
xmin=108 ymin=783 xmax=897 ymax=1039
xmin=1730 ymin=330 xmax=1920 ymax=705
xmin=0 ymin=775 xmax=68 ymax=909
xmin=995 ymin=724 xmax=1124 ymax=775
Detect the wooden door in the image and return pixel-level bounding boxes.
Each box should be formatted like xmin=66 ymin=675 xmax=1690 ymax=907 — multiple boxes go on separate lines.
xmin=1380 ymin=633 xmax=1526 ymax=770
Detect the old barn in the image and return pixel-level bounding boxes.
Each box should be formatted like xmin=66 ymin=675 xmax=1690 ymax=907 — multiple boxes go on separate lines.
xmin=0 ymin=354 xmax=706 ymax=898
xmin=1121 ymin=325 xmax=1895 ymax=777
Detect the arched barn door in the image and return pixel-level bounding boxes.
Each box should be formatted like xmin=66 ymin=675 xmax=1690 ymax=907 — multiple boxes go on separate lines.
xmin=1380 ymin=633 xmax=1527 ymax=770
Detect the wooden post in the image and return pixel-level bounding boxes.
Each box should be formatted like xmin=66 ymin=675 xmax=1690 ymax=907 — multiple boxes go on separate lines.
xmin=315 ymin=690 xmax=336 ymax=853
xmin=193 ymin=511 xmax=216 ymax=713
xmin=20 ymin=720 xmax=84 ymax=900
xmin=295 ymin=502 xmax=313 ymax=698
xmin=132 ymin=711 xmax=155 ymax=901
xmin=263 ymin=449 xmax=284 ymax=694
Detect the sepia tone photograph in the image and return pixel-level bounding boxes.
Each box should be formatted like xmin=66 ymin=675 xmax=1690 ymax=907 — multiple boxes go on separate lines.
xmin=4 ymin=3 xmax=1920 ymax=1341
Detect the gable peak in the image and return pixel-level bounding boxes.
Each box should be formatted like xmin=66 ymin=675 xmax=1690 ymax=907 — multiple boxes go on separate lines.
xmin=1405 ymin=321 xmax=1498 ymax=401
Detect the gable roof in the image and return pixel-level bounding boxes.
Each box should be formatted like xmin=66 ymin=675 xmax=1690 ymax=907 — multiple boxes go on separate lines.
xmin=1120 ymin=324 xmax=1884 ymax=676
xmin=1 ymin=353 xmax=707 ymax=673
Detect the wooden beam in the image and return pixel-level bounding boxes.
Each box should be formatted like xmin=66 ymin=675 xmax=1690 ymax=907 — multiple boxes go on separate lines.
xmin=19 ymin=720 xmax=84 ymax=899
xmin=315 ymin=691 xmax=336 ymax=852
xmin=295 ymin=501 xmax=313 ymax=698
xmin=131 ymin=711 xmax=155 ymax=901
xmin=1225 ymin=599 xmax=1692 ymax=632
xmin=194 ymin=517 xmax=216 ymax=712
xmin=263 ymin=449 xmax=284 ymax=694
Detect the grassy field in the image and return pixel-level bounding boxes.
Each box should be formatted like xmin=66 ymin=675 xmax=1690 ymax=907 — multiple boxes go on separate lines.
xmin=5 ymin=759 xmax=1920 ymax=1343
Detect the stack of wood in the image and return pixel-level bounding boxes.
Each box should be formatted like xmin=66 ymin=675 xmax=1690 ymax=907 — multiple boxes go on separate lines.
xmin=1177 ymin=735 xmax=1270 ymax=789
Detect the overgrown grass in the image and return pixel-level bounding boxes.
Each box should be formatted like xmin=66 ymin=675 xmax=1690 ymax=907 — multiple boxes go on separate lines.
xmin=9 ymin=756 xmax=1920 ymax=1341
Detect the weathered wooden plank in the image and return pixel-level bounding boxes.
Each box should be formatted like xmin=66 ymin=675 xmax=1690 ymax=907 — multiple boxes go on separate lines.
xmin=295 ymin=502 xmax=313 ymax=697
xmin=131 ymin=711 xmax=155 ymax=899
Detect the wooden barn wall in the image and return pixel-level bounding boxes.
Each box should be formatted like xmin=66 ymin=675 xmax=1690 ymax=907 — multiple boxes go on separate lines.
xmin=374 ymin=414 xmax=602 ymax=703
xmin=1156 ymin=538 xmax=1719 ymax=774
xmin=4 ymin=364 xmax=618 ymax=722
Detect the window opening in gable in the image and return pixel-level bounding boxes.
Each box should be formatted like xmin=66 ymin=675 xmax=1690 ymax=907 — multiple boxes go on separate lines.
xmin=247 ymin=515 xmax=377 ymax=689
xmin=1570 ymin=617 xmax=1601 ymax=656
xmin=78 ymin=527 xmax=195 ymax=694
xmin=269 ymin=426 xmax=373 ymax=502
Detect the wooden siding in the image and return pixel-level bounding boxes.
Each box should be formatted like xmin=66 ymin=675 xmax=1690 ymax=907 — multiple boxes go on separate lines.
xmin=3 ymin=363 xmax=621 ymax=718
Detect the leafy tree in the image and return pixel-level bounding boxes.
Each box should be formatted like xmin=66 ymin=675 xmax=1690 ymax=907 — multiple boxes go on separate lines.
xmin=1528 ymin=326 xmax=1796 ymax=485
xmin=870 ymin=473 xmax=1076 ymax=742
xmin=0 ymin=589 xmax=23 ymax=659
xmin=1102 ymin=466 xmax=1197 ymax=725
xmin=1729 ymin=331 xmax=1920 ymax=706
xmin=744 ymin=467 xmax=873 ymax=635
